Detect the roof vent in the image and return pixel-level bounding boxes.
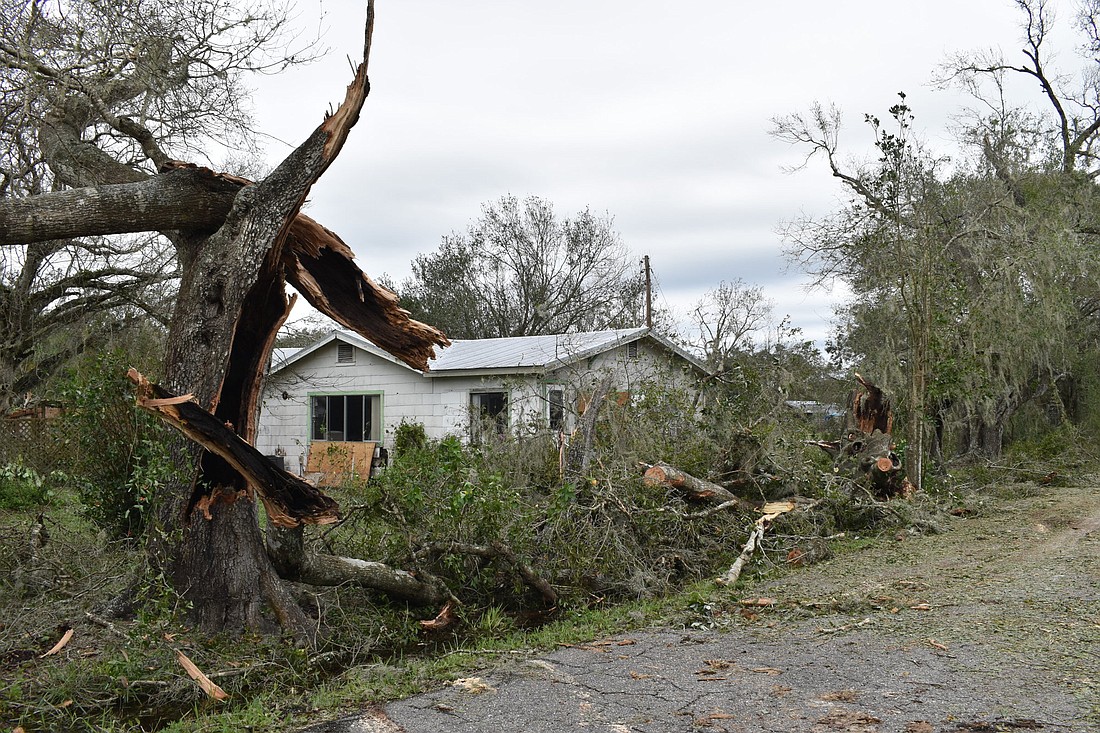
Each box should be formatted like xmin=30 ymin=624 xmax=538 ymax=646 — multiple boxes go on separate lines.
xmin=627 ymin=341 xmax=639 ymax=359
xmin=337 ymin=343 xmax=354 ymax=364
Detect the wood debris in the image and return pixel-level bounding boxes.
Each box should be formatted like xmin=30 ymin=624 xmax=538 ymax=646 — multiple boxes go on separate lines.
xmin=175 ymin=649 xmax=228 ymax=701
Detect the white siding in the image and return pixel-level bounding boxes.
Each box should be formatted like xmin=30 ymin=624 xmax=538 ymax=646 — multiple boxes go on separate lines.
xmin=256 ymin=335 xmax=702 ymax=474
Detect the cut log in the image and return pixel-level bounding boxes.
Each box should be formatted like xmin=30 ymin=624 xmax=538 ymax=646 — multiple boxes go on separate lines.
xmin=827 ymin=428 xmax=913 ymax=499
xmin=642 ymin=461 xmax=751 ymax=509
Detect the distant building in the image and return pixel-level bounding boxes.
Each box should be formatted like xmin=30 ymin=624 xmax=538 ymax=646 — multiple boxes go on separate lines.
xmin=785 ymin=399 xmax=845 ymax=426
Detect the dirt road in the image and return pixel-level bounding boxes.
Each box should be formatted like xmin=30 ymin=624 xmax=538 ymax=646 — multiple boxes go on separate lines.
xmin=304 ymin=481 xmax=1100 ymax=732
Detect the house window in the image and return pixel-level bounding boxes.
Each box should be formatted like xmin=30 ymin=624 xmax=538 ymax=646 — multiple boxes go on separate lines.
xmin=548 ymin=388 xmax=565 ymax=431
xmin=336 ymin=343 xmax=355 ymax=364
xmin=311 ymin=394 xmax=378 ymax=441
xmin=470 ymin=391 xmax=508 ymax=441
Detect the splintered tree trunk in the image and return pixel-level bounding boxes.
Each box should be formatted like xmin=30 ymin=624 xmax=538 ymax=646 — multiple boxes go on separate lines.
xmin=146 ymin=4 xmax=408 ymax=636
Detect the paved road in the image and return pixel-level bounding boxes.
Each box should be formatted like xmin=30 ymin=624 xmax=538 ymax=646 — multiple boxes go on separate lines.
xmin=300 ymin=484 xmax=1100 ymax=732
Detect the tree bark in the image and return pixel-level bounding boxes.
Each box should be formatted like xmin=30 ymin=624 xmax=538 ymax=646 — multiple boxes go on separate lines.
xmin=642 ymin=461 xmax=751 ymax=508
xmin=564 ymin=376 xmax=613 ymax=479
xmin=266 ymin=526 xmax=448 ymax=606
xmin=146 ymin=3 xmax=445 ymax=636
xmin=0 ymin=167 xmax=239 ymax=245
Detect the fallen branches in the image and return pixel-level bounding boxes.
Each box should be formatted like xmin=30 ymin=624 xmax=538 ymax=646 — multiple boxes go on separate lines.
xmin=266 ymin=525 xmax=448 ymax=606
xmin=716 ymin=523 xmax=764 ymax=587
xmin=415 ymin=541 xmax=558 ymax=607
xmin=716 ymin=501 xmax=796 ymax=586
xmin=127 ymin=369 xmax=339 ymax=528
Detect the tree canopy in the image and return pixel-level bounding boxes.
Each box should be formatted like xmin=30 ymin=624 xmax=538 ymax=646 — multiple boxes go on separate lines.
xmin=776 ymin=0 xmax=1100 ymax=482
xmin=396 ymin=195 xmax=645 ymax=339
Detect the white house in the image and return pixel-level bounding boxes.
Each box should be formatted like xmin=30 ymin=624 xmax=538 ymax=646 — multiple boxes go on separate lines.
xmin=256 ymin=327 xmax=707 ymax=480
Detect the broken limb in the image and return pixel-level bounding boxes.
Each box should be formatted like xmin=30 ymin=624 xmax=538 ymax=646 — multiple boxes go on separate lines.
xmin=716 ymin=523 xmax=765 ymax=587
xmin=715 ymin=501 xmax=796 ymax=586
xmin=127 ymin=368 xmax=339 ymax=528
xmin=564 ymin=376 xmax=614 ymax=479
xmin=642 ymin=461 xmax=754 ymax=509
xmin=415 ymin=541 xmax=558 ymax=607
xmin=265 ymin=525 xmax=450 ymax=606
xmin=852 ymin=373 xmax=893 ymax=434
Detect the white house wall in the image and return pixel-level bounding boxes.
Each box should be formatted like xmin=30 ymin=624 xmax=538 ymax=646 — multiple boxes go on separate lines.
xmin=256 ymin=342 xmax=547 ymax=473
xmin=256 ymin=337 xmax=702 ymax=475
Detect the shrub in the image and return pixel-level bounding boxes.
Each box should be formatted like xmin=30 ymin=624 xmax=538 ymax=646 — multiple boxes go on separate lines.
xmin=0 ymin=461 xmax=52 ymax=510
xmin=55 ymin=352 xmax=175 ymax=539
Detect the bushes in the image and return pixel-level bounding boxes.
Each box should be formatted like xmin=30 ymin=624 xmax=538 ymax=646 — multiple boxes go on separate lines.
xmin=55 ymin=353 xmax=175 ymax=539
xmin=325 ymin=386 xmax=759 ymax=609
xmin=0 ymin=461 xmax=54 ymax=510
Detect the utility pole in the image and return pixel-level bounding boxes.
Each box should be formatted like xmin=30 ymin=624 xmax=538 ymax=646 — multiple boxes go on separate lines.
xmin=642 ymin=255 xmax=653 ymax=329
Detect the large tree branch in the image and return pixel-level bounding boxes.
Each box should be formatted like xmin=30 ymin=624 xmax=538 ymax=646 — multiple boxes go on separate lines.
xmin=0 ymin=167 xmax=239 ymax=245
xmin=128 ymin=368 xmax=340 ymax=528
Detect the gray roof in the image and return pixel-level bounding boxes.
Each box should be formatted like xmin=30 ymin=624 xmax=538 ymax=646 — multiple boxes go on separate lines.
xmin=428 ymin=328 xmax=649 ymax=372
xmin=270 ymin=327 xmax=708 ymax=376
xmin=270 ymin=347 xmax=301 ymax=370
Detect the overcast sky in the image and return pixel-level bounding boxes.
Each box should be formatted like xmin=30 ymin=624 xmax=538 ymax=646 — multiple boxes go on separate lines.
xmin=249 ymin=0 xmax=1034 ymax=346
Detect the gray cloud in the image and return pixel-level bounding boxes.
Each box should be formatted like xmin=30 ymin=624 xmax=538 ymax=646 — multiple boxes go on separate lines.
xmin=254 ymin=0 xmax=1031 ymax=345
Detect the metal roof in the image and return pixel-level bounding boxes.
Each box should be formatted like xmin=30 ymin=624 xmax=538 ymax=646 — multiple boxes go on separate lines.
xmin=427 ymin=328 xmax=650 ymax=372
xmin=269 ymin=327 xmax=708 ymax=376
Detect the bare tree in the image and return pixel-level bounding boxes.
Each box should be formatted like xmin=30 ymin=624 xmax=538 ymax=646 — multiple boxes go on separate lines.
xmin=687 ymin=279 xmax=772 ymax=377
xmin=398 ymin=195 xmax=645 ymax=338
xmin=0 ymin=0 xmax=322 ymax=410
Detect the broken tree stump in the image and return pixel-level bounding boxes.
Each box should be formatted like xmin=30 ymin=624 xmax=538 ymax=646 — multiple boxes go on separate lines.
xmin=813 ymin=375 xmax=914 ymax=499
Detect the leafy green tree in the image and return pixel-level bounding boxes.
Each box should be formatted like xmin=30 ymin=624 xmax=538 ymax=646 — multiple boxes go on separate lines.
xmin=774 ymin=86 xmax=1099 ymax=483
xmin=398 ymin=195 xmax=645 ymax=338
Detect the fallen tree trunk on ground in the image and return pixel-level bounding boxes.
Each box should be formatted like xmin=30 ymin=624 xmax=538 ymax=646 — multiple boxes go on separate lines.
xmin=266 ymin=525 xmax=449 ymax=606
xmin=642 ymin=461 xmax=754 ymax=509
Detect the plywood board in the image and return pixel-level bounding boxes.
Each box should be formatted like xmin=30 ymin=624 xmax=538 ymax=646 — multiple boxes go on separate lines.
xmin=307 ymin=440 xmax=375 ymax=486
